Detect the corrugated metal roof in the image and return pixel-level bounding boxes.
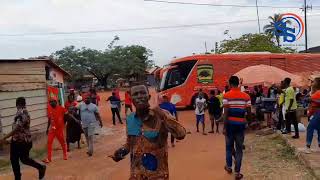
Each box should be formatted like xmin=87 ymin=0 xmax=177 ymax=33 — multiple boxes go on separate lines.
xmin=0 ymin=58 xmax=70 ymax=77
xmin=146 ymin=66 xmax=160 ymax=75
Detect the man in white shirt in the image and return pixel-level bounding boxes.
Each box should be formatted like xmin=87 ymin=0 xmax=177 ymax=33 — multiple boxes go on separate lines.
xmin=195 ymin=93 xmax=207 ymax=135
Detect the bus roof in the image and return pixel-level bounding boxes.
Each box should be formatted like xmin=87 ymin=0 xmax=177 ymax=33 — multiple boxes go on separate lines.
xmin=169 ymin=53 xmax=320 ymax=65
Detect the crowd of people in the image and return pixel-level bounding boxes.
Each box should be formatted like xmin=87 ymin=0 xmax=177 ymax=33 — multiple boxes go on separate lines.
xmin=1 ymin=75 xmax=320 ymax=180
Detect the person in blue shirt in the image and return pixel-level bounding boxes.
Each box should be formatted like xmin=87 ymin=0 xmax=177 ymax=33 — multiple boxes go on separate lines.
xmin=159 ymin=95 xmax=178 ymax=147
xmin=107 ymin=92 xmax=123 ymax=125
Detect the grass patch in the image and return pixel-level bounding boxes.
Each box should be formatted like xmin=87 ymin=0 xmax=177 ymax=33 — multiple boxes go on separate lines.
xmin=243 ymin=134 xmax=315 ymax=180
xmin=270 ymin=135 xmax=296 ymax=160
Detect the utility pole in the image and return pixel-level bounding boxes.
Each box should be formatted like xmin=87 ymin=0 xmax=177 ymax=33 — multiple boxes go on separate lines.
xmin=205 ymin=41 xmax=208 ymax=53
xmin=256 ymin=0 xmax=261 ymax=33
xmin=304 ymin=0 xmax=308 ymax=53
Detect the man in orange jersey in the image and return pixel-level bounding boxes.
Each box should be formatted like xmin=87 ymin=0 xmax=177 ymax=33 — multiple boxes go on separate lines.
xmin=223 ymin=76 xmax=251 ymax=180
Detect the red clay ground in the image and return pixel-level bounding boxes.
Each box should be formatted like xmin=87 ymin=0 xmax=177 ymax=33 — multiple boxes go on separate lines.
xmin=0 ymin=89 xmax=237 ymax=180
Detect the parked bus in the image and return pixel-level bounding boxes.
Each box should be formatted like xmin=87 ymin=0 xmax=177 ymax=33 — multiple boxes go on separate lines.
xmin=156 ymin=53 xmax=320 ymax=108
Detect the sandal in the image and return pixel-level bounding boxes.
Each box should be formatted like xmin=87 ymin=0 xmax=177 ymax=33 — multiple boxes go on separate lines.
xmin=235 ymin=173 xmax=244 ymax=180
xmin=42 ymin=158 xmax=51 ymax=164
xmin=224 ymin=166 xmax=232 ymax=174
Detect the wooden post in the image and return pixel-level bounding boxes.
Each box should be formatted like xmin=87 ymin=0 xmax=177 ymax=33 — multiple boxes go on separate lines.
xmin=0 ymin=113 xmax=3 ymax=150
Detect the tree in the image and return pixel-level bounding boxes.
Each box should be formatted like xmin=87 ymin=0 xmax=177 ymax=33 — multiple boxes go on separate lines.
xmin=264 ymin=13 xmax=291 ymax=47
xmin=217 ymin=33 xmax=295 ymax=54
xmin=51 ymin=36 xmax=153 ymax=88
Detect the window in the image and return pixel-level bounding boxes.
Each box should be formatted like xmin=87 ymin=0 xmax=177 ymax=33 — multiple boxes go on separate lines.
xmin=160 ymin=60 xmax=197 ymax=91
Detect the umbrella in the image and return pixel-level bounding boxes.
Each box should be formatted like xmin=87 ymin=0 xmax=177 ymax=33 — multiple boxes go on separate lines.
xmin=234 ymin=64 xmax=304 ymax=87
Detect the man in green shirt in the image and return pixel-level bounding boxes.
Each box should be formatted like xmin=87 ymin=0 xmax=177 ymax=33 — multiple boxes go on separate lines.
xmin=283 ymin=78 xmax=299 ymax=139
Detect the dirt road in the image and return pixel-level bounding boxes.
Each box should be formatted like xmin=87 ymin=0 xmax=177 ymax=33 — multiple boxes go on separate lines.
xmin=0 ymin=90 xmax=233 ymax=180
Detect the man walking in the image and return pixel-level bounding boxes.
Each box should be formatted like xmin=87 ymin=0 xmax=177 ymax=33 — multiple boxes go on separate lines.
xmin=107 ymin=92 xmax=123 ymax=125
xmin=124 ymin=90 xmax=133 ymax=117
xmin=110 ymin=85 xmax=186 ymax=179
xmin=301 ymin=77 xmax=320 ymax=153
xmin=195 ymin=93 xmax=207 ymax=135
xmin=282 ymin=77 xmax=299 ymax=139
xmin=159 ymin=95 xmax=178 ymax=147
xmin=0 ymin=97 xmax=46 ymax=180
xmin=79 ymin=96 xmax=103 ymax=156
xmin=223 ymin=76 xmax=251 ymax=180
xmin=43 ymin=97 xmax=68 ymax=163
xmin=208 ymin=90 xmax=222 ymax=133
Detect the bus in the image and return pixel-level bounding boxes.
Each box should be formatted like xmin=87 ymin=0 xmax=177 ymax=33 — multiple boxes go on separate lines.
xmin=156 ymin=53 xmax=320 ymax=108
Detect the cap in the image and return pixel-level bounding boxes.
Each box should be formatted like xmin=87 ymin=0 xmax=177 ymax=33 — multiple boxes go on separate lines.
xmin=77 ymin=95 xmax=83 ymax=102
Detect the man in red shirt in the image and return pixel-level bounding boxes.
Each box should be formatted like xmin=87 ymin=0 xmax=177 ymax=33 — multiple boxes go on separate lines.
xmin=64 ymin=95 xmax=77 ymax=110
xmin=223 ymin=76 xmax=251 ymax=180
xmin=43 ymin=97 xmax=68 ymax=163
xmin=124 ymin=90 xmax=133 ymax=116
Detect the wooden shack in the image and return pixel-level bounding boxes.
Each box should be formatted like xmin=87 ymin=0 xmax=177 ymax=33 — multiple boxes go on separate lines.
xmin=0 ymin=58 xmax=69 ymax=135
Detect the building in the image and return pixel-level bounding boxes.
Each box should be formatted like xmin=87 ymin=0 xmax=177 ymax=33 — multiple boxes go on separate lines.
xmin=146 ymin=66 xmax=160 ymax=86
xmin=299 ymin=46 xmax=320 ymax=53
xmin=0 ymin=58 xmax=69 ymax=135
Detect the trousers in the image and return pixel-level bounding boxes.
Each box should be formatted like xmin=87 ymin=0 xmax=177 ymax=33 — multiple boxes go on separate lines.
xmin=10 ymin=141 xmax=43 ymax=180
xmin=306 ymin=112 xmax=320 ymax=146
xmin=83 ymin=126 xmax=95 ymax=155
xmin=111 ymin=108 xmax=122 ymax=125
xmin=47 ymin=129 xmax=67 ymax=161
xmin=285 ymin=110 xmax=299 ymax=136
xmin=225 ymin=124 xmax=245 ymax=173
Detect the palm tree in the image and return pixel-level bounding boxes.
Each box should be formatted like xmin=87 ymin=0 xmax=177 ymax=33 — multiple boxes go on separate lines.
xmin=264 ymin=13 xmax=291 ymax=47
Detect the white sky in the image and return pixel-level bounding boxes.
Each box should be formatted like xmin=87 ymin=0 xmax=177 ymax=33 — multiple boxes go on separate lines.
xmin=0 ymin=0 xmax=319 ymax=66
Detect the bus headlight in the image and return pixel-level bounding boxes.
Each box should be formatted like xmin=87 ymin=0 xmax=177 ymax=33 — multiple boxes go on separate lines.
xmin=171 ymin=94 xmax=182 ymax=104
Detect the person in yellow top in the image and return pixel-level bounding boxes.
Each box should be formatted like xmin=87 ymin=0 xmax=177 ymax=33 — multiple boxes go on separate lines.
xmin=283 ymin=78 xmax=299 ymax=139
xmin=216 ymin=90 xmax=224 ymax=108
xmin=276 ymin=81 xmax=286 ymax=131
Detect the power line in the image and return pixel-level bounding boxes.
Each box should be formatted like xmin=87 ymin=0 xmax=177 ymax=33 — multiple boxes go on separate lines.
xmin=0 ymin=19 xmax=269 ymax=37
xmin=144 ymin=0 xmax=302 ymax=9
xmin=1 ymin=14 xmax=319 ymax=37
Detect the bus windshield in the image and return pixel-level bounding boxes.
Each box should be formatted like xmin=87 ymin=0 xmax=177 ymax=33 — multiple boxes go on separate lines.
xmin=160 ymin=60 xmax=197 ymax=91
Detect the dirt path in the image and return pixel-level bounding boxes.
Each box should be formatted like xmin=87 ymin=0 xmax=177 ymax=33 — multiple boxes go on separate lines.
xmin=0 ymin=90 xmax=249 ymax=180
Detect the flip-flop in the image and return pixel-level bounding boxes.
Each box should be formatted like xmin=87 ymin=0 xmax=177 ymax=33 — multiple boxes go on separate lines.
xmin=42 ymin=158 xmax=51 ymax=164
xmin=224 ymin=166 xmax=232 ymax=174
xmin=235 ymin=173 xmax=244 ymax=180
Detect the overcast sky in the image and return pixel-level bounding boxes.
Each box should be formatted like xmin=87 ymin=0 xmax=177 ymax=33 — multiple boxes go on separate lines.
xmin=0 ymin=0 xmax=319 ymax=66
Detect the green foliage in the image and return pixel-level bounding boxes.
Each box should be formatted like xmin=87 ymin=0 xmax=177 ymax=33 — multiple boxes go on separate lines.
xmin=217 ymin=33 xmax=295 ymax=54
xmin=51 ymin=36 xmax=153 ymax=88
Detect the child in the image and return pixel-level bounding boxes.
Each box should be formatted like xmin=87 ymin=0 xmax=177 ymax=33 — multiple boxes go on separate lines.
xmin=159 ymin=95 xmax=178 ymax=147
xmin=195 ymin=93 xmax=207 ymax=135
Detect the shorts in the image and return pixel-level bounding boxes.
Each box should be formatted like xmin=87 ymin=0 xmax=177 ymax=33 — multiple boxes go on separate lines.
xmin=209 ymin=112 xmax=222 ymax=122
xmin=196 ymin=114 xmax=205 ymax=124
